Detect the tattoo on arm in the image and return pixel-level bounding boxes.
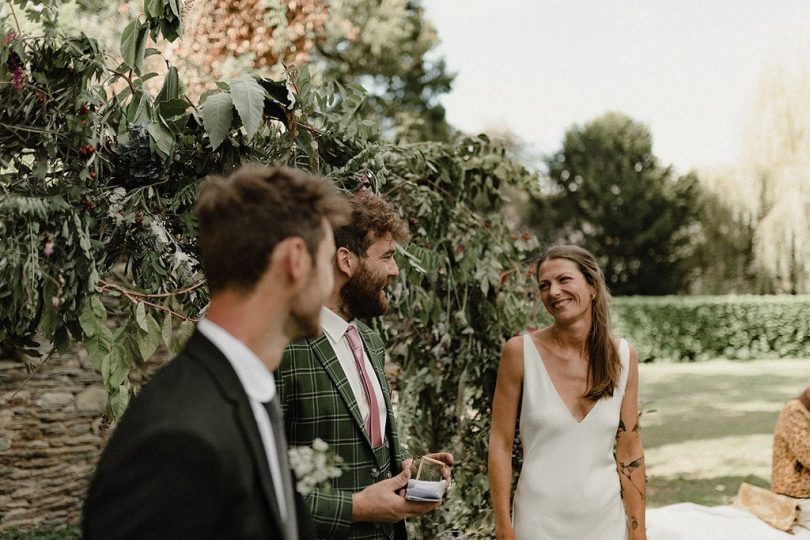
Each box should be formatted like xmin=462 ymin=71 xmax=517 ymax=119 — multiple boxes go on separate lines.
xmin=629 ymin=514 xmax=639 ymax=530
xmin=616 ymin=413 xmax=641 ymax=437
xmin=618 ymin=456 xmax=646 ymax=500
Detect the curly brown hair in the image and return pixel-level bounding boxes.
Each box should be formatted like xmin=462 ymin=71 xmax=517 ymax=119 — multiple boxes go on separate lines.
xmin=334 ymin=193 xmax=410 ymax=256
xmin=195 ymin=165 xmax=350 ymax=293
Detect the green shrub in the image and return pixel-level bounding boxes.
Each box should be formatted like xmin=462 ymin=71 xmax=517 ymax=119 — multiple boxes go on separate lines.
xmin=0 ymin=527 xmax=80 ymax=540
xmin=612 ymin=295 xmax=810 ymax=361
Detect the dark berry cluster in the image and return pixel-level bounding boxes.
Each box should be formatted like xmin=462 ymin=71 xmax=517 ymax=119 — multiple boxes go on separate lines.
xmin=79 ymin=144 xmax=95 ymax=157
xmin=6 ymin=51 xmax=24 ymax=92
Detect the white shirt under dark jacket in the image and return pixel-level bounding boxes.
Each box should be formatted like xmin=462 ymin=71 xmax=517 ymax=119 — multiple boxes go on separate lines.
xmin=320 ymin=306 xmax=388 ymax=438
xmin=196 ymin=319 xmax=289 ymax=520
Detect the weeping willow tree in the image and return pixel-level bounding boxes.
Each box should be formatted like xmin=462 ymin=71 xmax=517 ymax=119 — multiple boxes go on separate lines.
xmin=701 ymin=65 xmax=810 ymax=294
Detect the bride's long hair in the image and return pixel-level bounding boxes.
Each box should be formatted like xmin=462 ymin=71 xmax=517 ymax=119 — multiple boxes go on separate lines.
xmin=536 ymin=245 xmax=621 ymax=401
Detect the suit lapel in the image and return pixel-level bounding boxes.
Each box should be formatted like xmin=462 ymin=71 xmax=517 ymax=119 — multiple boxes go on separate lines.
xmin=187 ymin=331 xmax=288 ymax=539
xmin=309 ymin=334 xmax=373 ymax=448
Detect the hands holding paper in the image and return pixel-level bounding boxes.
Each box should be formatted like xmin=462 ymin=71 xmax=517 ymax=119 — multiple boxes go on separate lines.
xmin=405 ymin=452 xmax=454 ymax=502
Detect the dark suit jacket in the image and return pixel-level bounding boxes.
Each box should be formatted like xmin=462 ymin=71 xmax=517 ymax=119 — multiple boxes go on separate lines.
xmin=83 ymin=330 xmax=315 ymax=540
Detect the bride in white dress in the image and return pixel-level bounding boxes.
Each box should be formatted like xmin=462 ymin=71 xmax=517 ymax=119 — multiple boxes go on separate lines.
xmin=488 ymin=245 xmax=647 ymax=540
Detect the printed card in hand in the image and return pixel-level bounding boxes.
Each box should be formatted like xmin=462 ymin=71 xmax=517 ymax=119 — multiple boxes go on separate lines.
xmin=416 ymin=455 xmax=446 ymax=482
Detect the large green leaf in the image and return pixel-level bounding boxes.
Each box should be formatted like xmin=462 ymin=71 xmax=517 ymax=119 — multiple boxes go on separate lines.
xmin=161 ymin=311 xmax=173 ymax=351
xmin=79 ymin=297 xmax=100 ymax=337
xmin=85 ymin=325 xmax=113 ymax=371
xmin=158 ymin=99 xmax=189 ymax=118
xmin=230 ymin=77 xmax=265 ymax=138
xmin=136 ymin=313 xmax=161 ymax=361
xmin=171 ymin=320 xmax=195 ymax=354
xmin=168 ymin=0 xmax=181 ymax=17
xmin=200 ymin=92 xmax=234 ymax=150
xmin=134 ymin=302 xmax=148 ymax=332
xmin=127 ymin=89 xmax=151 ymax=123
xmin=156 ymin=66 xmax=182 ymax=103
xmin=120 ymin=20 xmax=148 ymax=73
xmin=107 ymin=385 xmax=130 ymax=420
xmin=145 ymin=0 xmax=163 ymax=18
xmin=107 ymin=342 xmax=131 ymax=388
xmin=147 ymin=120 xmax=175 ymax=158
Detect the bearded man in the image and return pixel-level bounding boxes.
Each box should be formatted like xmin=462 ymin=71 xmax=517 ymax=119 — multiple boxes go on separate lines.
xmin=277 ymin=194 xmax=452 ymax=540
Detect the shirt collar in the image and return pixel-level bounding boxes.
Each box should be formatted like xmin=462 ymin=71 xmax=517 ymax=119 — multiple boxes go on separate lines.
xmin=197 ymin=319 xmax=276 ymax=402
xmin=320 ymin=306 xmax=357 ymax=344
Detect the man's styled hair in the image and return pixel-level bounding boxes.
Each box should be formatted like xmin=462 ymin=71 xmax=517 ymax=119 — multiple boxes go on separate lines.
xmin=195 ymin=165 xmax=350 ymax=293
xmin=334 ymin=193 xmax=410 ymax=256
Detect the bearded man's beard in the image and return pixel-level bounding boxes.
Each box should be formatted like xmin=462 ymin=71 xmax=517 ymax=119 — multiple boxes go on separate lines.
xmin=340 ymin=260 xmax=390 ymax=320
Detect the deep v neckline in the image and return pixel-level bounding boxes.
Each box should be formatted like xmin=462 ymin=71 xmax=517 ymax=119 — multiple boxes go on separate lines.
xmin=525 ymin=333 xmax=599 ymax=425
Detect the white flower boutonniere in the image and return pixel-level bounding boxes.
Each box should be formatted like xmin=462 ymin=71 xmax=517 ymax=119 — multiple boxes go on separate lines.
xmin=288 ymin=438 xmax=344 ymax=496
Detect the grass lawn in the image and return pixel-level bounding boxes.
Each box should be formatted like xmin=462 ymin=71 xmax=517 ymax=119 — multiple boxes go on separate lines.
xmin=639 ymin=358 xmax=810 ymax=507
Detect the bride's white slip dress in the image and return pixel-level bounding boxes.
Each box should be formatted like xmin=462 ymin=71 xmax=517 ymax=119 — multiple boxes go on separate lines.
xmin=512 ymin=333 xmax=630 ymax=540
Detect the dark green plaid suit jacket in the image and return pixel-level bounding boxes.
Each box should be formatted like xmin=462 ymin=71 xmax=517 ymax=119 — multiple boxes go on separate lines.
xmin=277 ymin=321 xmax=409 ymax=540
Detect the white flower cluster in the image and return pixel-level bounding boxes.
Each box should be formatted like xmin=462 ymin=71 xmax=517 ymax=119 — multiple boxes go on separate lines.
xmin=288 ymin=438 xmax=344 ymax=496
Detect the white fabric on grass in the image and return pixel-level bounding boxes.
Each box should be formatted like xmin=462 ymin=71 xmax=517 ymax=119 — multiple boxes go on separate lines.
xmin=648 ymin=502 xmax=810 ymax=540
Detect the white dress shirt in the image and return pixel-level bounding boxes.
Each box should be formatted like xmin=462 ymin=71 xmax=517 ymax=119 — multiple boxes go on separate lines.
xmin=320 ymin=307 xmax=387 ymax=437
xmin=197 ymin=319 xmax=288 ymax=519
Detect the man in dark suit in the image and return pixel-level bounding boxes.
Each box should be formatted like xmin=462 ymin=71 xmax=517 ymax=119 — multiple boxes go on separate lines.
xmin=277 ymin=194 xmax=452 ymax=539
xmin=83 ymin=166 xmax=350 ymax=539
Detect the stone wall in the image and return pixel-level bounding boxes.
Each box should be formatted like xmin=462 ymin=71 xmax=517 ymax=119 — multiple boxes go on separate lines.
xmin=0 ymin=348 xmax=107 ymax=532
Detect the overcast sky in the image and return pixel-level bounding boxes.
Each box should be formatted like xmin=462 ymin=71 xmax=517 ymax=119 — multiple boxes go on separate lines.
xmin=423 ymin=1 xmax=810 ymax=173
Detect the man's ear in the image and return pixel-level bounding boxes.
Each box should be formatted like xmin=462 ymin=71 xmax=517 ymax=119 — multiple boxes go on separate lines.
xmin=335 ymin=246 xmax=355 ymax=278
xmin=274 ymin=237 xmax=309 ymax=283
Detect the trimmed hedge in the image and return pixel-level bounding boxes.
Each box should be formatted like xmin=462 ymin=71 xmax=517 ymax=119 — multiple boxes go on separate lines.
xmin=611 ymin=295 xmax=810 ymax=361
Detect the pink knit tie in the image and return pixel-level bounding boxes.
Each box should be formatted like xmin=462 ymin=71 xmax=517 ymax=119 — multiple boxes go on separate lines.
xmin=344 ymin=325 xmax=383 ymax=448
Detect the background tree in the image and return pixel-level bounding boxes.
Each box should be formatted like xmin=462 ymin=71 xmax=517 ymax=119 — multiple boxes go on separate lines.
xmin=22 ymin=0 xmax=455 ymax=143
xmin=699 ymin=66 xmax=810 ymax=294
xmin=527 ymin=111 xmax=702 ymax=295
xmin=166 ymin=0 xmax=454 ymax=142
xmin=314 ymin=0 xmax=454 ymax=143
xmin=685 ymin=187 xmax=758 ymax=294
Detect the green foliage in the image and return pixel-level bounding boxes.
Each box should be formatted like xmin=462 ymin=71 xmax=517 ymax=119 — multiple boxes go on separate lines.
xmin=354 ymin=137 xmax=540 ymax=536
xmin=1 ymin=3 xmax=538 ymax=535
xmin=317 ymin=0 xmax=454 ymax=143
xmin=0 ymin=527 xmax=81 ymax=540
xmin=612 ymin=295 xmax=810 ymax=361
xmin=529 ymin=112 xmax=703 ymax=295
xmin=686 ymin=190 xmax=760 ymax=294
